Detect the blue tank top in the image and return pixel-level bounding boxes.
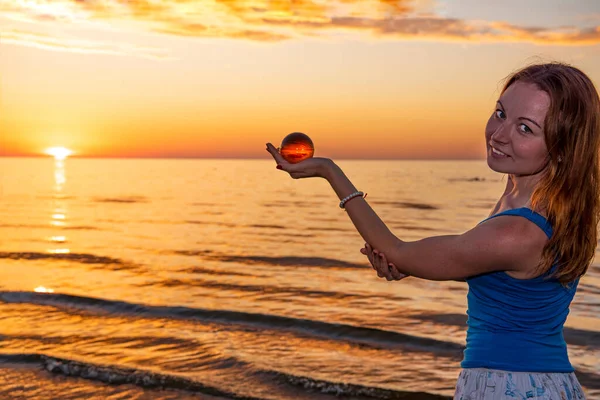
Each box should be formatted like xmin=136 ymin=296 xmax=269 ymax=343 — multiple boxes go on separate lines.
xmin=461 ymin=207 xmax=579 ymax=372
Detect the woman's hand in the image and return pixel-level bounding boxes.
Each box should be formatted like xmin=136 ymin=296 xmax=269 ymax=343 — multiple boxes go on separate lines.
xmin=360 ymin=243 xmax=409 ymax=281
xmin=266 ymin=143 xmax=333 ymax=179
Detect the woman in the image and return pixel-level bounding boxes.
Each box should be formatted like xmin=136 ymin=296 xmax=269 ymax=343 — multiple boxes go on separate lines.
xmin=266 ymin=62 xmax=599 ymax=399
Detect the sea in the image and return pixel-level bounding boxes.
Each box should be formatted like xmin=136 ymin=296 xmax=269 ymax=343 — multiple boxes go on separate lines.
xmin=0 ymin=158 xmax=598 ymax=400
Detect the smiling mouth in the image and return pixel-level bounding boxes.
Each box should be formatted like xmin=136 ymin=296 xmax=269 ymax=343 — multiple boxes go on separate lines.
xmin=490 ymin=146 xmax=509 ymax=157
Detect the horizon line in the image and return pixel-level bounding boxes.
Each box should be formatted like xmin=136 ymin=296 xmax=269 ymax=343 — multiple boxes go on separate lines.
xmin=0 ymin=155 xmax=488 ymax=161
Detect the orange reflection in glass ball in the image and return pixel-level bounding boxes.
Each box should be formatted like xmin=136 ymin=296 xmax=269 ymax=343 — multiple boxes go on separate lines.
xmin=279 ymin=132 xmax=314 ymax=164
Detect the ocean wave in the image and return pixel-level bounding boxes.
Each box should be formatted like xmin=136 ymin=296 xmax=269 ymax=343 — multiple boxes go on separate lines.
xmin=94 ymin=196 xmax=148 ymax=203
xmin=0 ymin=252 xmax=126 ymax=266
xmin=247 ymin=224 xmax=286 ymax=229
xmin=0 ymin=353 xmax=457 ymax=399
xmin=261 ymin=201 xmax=322 ymax=209
xmin=173 ymin=251 xmax=366 ymax=269
xmin=306 ymin=226 xmax=352 ymax=232
xmin=0 ymin=223 xmax=58 ymax=229
xmin=578 ymin=283 xmax=600 ymax=296
xmin=251 ymin=232 xmax=319 ymax=240
xmin=0 ymin=291 xmax=463 ymax=357
xmin=263 ymin=369 xmax=452 ymax=399
xmin=0 ymin=223 xmax=100 ymax=230
xmin=311 ymin=217 xmax=341 ymax=223
xmin=140 ymin=278 xmax=408 ymax=303
xmin=369 ymin=201 xmax=439 ymax=210
xmin=177 ymin=266 xmax=258 ymax=277
xmin=190 ymin=202 xmax=228 ymax=206
xmin=447 ymin=177 xmax=486 ymax=183
xmin=0 ymin=251 xmax=139 ymax=272
xmin=0 ymin=353 xmax=255 ymax=400
xmin=62 ymin=225 xmax=102 ymax=230
xmin=389 ymin=224 xmax=437 ymax=231
xmin=1 ymin=332 xmax=251 ymax=373
xmin=182 ymin=219 xmax=350 ymax=233
xmin=36 ymin=195 xmax=77 ymax=200
xmin=186 ymin=220 xmax=238 ymax=227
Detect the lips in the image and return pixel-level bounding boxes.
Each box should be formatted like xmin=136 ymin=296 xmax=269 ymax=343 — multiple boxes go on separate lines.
xmin=489 ymin=144 xmax=510 ymax=158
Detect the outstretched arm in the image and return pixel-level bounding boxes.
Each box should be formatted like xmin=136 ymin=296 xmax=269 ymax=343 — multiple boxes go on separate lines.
xmin=322 ymin=161 xmax=546 ymax=281
xmin=266 ymin=144 xmax=546 ymax=282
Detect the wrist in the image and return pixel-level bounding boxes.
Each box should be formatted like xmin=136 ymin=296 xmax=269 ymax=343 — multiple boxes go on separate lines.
xmin=320 ymin=159 xmax=339 ymax=180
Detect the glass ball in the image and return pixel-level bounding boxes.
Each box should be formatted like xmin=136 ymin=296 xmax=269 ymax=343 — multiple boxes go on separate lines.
xmin=279 ymin=132 xmax=314 ymax=164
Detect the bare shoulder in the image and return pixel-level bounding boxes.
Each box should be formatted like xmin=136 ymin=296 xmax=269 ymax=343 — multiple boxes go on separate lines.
xmin=476 ymin=212 xmax=548 ymax=242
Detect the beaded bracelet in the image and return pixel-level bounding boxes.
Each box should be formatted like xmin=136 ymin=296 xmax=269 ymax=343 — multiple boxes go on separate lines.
xmin=339 ymin=191 xmax=367 ymax=210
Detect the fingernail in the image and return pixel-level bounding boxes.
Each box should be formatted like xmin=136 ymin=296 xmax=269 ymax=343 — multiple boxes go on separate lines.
xmin=276 ymin=165 xmax=282 ymax=169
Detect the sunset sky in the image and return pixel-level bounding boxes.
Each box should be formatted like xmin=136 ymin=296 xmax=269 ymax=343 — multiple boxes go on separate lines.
xmin=1 ymin=0 xmax=599 ymax=159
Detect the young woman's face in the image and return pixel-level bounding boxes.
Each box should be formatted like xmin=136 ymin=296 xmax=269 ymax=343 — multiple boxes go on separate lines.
xmin=485 ymin=81 xmax=551 ymax=176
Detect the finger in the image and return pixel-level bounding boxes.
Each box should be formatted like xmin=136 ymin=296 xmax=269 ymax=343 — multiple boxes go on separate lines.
xmin=389 ymin=264 xmax=408 ymax=280
xmin=371 ymin=249 xmax=384 ymax=277
xmin=372 ymin=248 xmax=380 ymax=272
xmin=374 ymin=249 xmax=388 ymax=278
xmin=372 ymin=257 xmax=382 ymax=276
xmin=379 ymin=252 xmax=393 ymax=280
xmin=265 ymin=143 xmax=287 ymax=166
xmin=388 ymin=264 xmax=404 ymax=280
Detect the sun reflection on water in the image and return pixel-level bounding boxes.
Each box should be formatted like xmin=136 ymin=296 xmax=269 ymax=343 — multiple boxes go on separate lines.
xmin=47 ymin=150 xmax=71 ymax=254
xmin=33 ymin=286 xmax=54 ymax=293
xmin=48 ymin=249 xmax=70 ymax=254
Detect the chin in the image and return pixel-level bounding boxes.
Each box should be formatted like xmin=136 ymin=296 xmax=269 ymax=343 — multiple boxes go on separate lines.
xmin=486 ymin=154 xmax=513 ymax=174
xmin=487 ymin=160 xmax=504 ymax=173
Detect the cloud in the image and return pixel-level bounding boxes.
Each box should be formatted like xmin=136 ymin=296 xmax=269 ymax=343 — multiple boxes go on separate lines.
xmin=327 ymin=17 xmax=600 ymax=45
xmin=0 ymin=0 xmax=599 ymax=46
xmin=1 ymin=29 xmax=169 ymax=59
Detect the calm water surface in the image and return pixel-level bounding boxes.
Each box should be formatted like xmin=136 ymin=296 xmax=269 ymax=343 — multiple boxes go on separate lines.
xmin=0 ymin=158 xmax=598 ymax=399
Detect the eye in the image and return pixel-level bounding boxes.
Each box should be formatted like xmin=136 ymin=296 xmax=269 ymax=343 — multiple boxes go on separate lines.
xmin=494 ymin=109 xmax=505 ymax=119
xmin=519 ymin=123 xmax=532 ymax=134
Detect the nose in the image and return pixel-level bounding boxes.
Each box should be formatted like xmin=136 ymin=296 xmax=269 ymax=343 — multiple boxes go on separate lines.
xmin=489 ymin=123 xmax=510 ymax=145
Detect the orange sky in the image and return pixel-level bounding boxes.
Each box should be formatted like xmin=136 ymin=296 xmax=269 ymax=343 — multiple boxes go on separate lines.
xmin=1 ymin=0 xmax=599 ymax=159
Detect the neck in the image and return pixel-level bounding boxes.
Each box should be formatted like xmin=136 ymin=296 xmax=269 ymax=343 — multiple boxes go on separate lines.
xmin=504 ymin=169 xmax=546 ymax=210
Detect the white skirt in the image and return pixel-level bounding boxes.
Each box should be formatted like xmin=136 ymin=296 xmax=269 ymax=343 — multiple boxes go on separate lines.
xmin=454 ymin=368 xmax=586 ymax=400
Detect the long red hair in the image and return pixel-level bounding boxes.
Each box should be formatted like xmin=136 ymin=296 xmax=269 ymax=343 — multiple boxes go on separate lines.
xmin=501 ymin=63 xmax=600 ymax=284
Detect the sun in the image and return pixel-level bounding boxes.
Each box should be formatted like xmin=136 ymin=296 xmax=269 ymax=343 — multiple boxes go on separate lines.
xmin=44 ymin=147 xmax=73 ymax=160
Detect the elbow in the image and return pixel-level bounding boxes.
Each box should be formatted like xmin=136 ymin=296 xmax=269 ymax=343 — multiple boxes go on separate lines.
xmin=387 ymin=239 xmax=412 ymax=274
xmin=386 ymin=238 xmax=460 ymax=281
xmin=390 ymin=246 xmax=459 ymax=281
